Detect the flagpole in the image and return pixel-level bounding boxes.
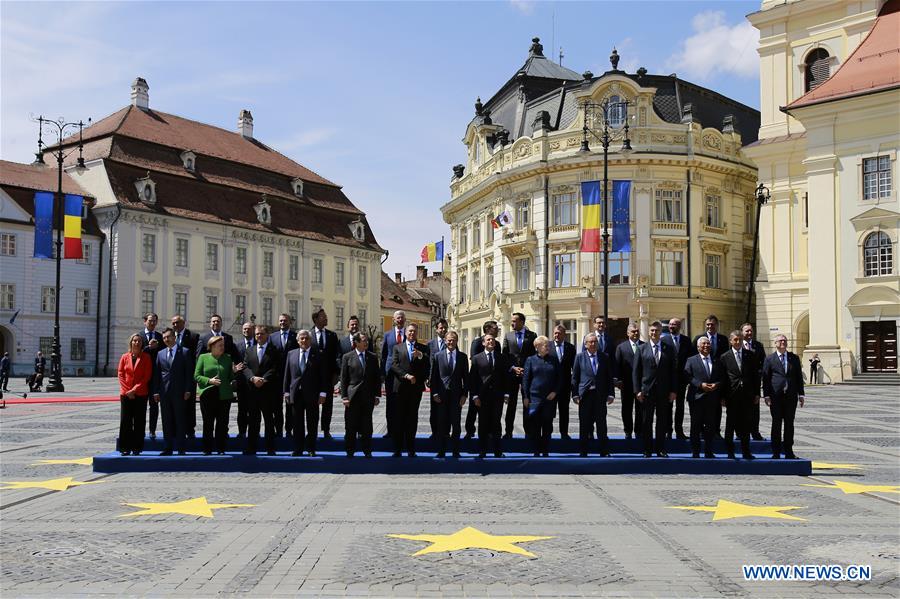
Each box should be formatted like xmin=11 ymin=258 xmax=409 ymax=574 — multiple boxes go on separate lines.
xmin=440 ymin=235 xmax=445 ymax=319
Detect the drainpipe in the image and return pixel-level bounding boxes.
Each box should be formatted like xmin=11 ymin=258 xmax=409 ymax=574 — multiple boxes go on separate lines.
xmin=103 ymin=204 xmax=122 ymax=375
xmin=93 ymin=233 xmax=105 ymax=376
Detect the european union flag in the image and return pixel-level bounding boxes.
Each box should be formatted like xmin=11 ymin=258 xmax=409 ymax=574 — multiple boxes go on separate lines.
xmin=33 ymin=192 xmax=54 ymax=259
xmin=611 ymin=180 xmax=631 ymax=253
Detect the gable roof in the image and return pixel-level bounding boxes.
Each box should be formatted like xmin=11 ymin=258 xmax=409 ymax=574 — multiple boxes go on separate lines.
xmin=380 ymin=271 xmax=433 ymax=315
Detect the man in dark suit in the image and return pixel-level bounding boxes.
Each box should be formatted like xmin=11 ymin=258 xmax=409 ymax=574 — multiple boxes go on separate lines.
xmin=339 ymin=315 xmax=361 ymax=356
xmin=550 ymin=324 xmax=576 ymax=439
xmin=663 ymin=317 xmax=693 ymax=440
xmin=390 ymin=323 xmax=430 ymax=457
xmin=150 ymin=328 xmax=192 ymax=455
xmin=311 ymin=309 xmax=341 ymax=439
xmin=741 ymin=323 xmax=767 ymax=440
xmin=720 ymin=331 xmax=759 ymax=460
xmin=171 ymin=315 xmax=198 ymax=438
xmin=572 ymin=332 xmax=616 ymax=456
xmin=234 ymin=322 xmax=256 ymax=439
xmin=270 ymin=313 xmax=299 ymax=438
xmin=242 ymin=326 xmax=282 ymax=456
xmin=427 ymin=318 xmax=449 ymax=439
xmin=196 ymin=314 xmax=241 ymax=361
xmin=468 ymin=333 xmax=509 ymax=457
xmin=614 ymin=324 xmax=644 ymax=439
xmin=139 ymin=312 xmax=164 ymax=439
xmin=283 ymin=330 xmax=329 ymax=456
xmin=583 ymin=316 xmax=616 ymax=364
xmin=380 ymin=310 xmax=407 ymax=439
xmin=633 ymin=321 xmax=678 ymax=457
xmin=693 ymin=314 xmax=729 ymax=437
xmin=501 ymin=312 xmax=536 ymax=438
xmin=464 ymin=320 xmax=498 ymax=439
xmin=684 ymin=337 xmax=723 ymax=458
xmin=340 ymin=332 xmax=382 ymax=457
xmin=429 ymin=330 xmax=468 ymax=457
xmin=762 ymin=334 xmax=805 ymax=459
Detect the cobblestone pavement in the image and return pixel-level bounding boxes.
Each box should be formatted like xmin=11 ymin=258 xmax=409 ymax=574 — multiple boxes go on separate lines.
xmin=1 ymin=379 xmax=898 ymax=597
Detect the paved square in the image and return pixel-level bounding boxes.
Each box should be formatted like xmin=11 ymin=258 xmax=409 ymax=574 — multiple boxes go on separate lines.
xmin=1 ymin=381 xmax=898 ymax=597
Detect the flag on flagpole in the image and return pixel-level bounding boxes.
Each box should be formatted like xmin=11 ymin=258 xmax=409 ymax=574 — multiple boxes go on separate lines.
xmin=491 ymin=210 xmax=512 ymax=229
xmin=8 ymin=309 xmax=20 ymax=324
xmin=580 ymin=181 xmax=602 ymax=252
xmin=611 ymin=180 xmax=632 ymax=252
xmin=420 ymin=240 xmax=444 ymax=263
xmin=63 ymin=194 xmax=84 ymax=259
xmin=33 ymin=192 xmax=54 ymax=259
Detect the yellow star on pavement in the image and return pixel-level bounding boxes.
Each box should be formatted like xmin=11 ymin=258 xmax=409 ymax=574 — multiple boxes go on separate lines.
xmin=811 ymin=462 xmax=862 ymax=471
xmin=802 ymin=480 xmax=900 ymax=495
xmin=119 ymin=496 xmax=255 ymax=518
xmin=1 ymin=477 xmax=103 ymax=491
xmin=668 ymin=499 xmax=806 ymax=521
xmin=388 ymin=526 xmax=553 ymax=557
xmin=30 ymin=457 xmax=94 ymax=466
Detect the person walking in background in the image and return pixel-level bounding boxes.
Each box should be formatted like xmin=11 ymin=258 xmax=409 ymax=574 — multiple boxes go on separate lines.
xmin=522 ymin=335 xmax=562 ymax=457
xmin=117 ymin=334 xmax=153 ymax=456
xmin=194 ymin=336 xmax=243 ymax=455
xmin=809 ymin=353 xmax=821 ymax=385
xmin=0 ymin=351 xmax=10 ymax=392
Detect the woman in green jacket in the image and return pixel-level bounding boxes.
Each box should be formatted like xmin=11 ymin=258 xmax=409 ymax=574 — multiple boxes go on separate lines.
xmin=195 ymin=336 xmax=244 ymax=454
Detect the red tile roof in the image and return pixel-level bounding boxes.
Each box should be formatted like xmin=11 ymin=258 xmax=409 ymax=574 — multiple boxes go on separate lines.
xmin=380 ymin=271 xmax=433 ymax=315
xmin=787 ymin=0 xmax=900 ymax=110
xmin=0 ymin=160 xmax=93 ymax=196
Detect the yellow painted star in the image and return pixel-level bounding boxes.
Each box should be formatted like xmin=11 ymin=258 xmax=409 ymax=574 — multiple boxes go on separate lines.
xmin=30 ymin=457 xmax=94 ymax=466
xmin=388 ymin=526 xmax=553 ymax=557
xmin=1 ymin=477 xmax=103 ymax=491
xmin=668 ymin=499 xmax=806 ymax=521
xmin=119 ymin=496 xmax=255 ymax=518
xmin=802 ymin=480 xmax=900 ymax=495
xmin=811 ymin=462 xmax=862 ymax=471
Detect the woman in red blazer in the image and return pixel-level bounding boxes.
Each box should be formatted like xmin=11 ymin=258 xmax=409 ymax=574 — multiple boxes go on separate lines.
xmin=118 ymin=334 xmax=153 ymax=455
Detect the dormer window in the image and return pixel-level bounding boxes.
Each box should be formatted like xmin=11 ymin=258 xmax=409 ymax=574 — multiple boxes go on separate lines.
xmin=254 ymin=195 xmax=272 ymax=226
xmin=180 ymin=150 xmax=196 ymax=172
xmin=291 ymin=177 xmax=304 ymax=197
xmin=349 ymin=218 xmax=365 ymax=242
xmin=134 ymin=175 xmax=156 ymax=206
xmin=804 ymin=48 xmax=831 ymax=92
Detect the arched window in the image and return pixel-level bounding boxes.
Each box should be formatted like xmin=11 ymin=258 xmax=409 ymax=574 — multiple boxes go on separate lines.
xmin=864 ymin=232 xmax=893 ymax=276
xmin=607 ymin=95 xmax=625 ymax=128
xmin=805 ymin=48 xmax=831 ymax=92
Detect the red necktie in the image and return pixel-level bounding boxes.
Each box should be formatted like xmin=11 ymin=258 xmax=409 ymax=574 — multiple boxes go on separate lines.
xmin=396 ymin=330 xmax=402 ymax=344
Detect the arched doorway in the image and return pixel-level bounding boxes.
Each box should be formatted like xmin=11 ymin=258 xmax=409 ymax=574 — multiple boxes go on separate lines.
xmin=0 ymin=325 xmax=11 ymax=357
xmin=794 ymin=313 xmax=809 ymax=356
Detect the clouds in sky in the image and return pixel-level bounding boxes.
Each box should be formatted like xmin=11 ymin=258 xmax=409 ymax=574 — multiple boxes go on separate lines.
xmin=667 ymin=11 xmax=759 ymax=81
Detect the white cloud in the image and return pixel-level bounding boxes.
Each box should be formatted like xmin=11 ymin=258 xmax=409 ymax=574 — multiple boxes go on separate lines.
xmin=509 ymin=0 xmax=537 ymax=15
xmin=666 ymin=11 xmax=759 ymax=81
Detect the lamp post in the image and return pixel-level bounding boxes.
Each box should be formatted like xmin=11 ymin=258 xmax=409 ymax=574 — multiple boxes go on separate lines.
xmin=578 ymin=93 xmax=633 ymax=322
xmin=32 ymin=116 xmax=89 ymax=393
xmin=745 ymin=183 xmax=770 ymax=325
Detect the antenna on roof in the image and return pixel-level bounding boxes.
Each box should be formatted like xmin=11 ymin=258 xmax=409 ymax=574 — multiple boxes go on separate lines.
xmin=559 ymin=46 xmax=564 ymax=67
xmin=551 ymin=8 xmax=555 ymax=65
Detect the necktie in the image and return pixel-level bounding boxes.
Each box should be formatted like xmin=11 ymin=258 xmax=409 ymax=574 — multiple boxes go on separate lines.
xmin=283 ymin=331 xmax=288 ymax=346
xmin=300 ymin=350 xmax=307 ymax=374
xmin=632 ymin=342 xmax=637 ymax=355
xmin=488 ymin=352 xmax=494 ymax=369
xmin=556 ymin=343 xmax=563 ymax=360
xmin=358 ymin=352 xmax=366 ymax=369
xmin=735 ymin=349 xmax=742 ymax=370
xmin=439 ymin=339 xmax=445 ymax=352
xmin=396 ymin=329 xmax=402 ymax=344
xmin=449 ymin=350 xmax=455 ymax=372
xmin=600 ymin=335 xmax=605 ymax=352
xmin=780 ymin=353 xmax=787 ymax=372
xmin=745 ymin=341 xmax=751 ymax=351
xmin=318 ymin=330 xmax=324 ymax=348
xmin=704 ymin=355 xmax=710 ymax=375
xmin=147 ymin=332 xmax=152 ymax=343
xmin=673 ymin=335 xmax=679 ymax=353
xmin=408 ymin=342 xmax=414 ymax=362
xmin=516 ymin=331 xmax=523 ymax=349
xmin=653 ymin=344 xmax=659 ymax=363
xmin=167 ymin=348 xmax=173 ymax=366
xmin=177 ymin=332 xmax=182 ymax=347
xmin=257 ymin=345 xmax=264 ymax=364
xmin=709 ymin=335 xmax=716 ymax=354
xmin=590 ymin=353 xmax=597 ymax=374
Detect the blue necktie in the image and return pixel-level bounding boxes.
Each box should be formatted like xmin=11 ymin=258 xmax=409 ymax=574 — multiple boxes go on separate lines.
xmin=449 ymin=350 xmax=455 ymax=372
xmin=358 ymin=352 xmax=366 ymax=369
xmin=167 ymin=348 xmax=173 ymax=366
xmin=781 ymin=353 xmax=787 ymax=372
xmin=300 ymin=350 xmax=307 ymax=374
xmin=590 ymin=353 xmax=597 ymax=374
xmin=408 ymin=342 xmax=414 ymax=362
xmin=257 ymin=345 xmax=264 ymax=364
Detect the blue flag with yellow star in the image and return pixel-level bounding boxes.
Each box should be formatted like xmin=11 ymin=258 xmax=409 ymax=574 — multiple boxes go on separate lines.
xmin=611 ymin=180 xmax=631 ymax=252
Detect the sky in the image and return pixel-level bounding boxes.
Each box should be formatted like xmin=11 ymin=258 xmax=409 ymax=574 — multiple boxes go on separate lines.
xmin=1 ymin=0 xmax=761 ymax=279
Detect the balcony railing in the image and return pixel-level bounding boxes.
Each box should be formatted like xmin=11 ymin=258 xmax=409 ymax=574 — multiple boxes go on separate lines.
xmin=652 ymin=221 xmax=687 ymax=235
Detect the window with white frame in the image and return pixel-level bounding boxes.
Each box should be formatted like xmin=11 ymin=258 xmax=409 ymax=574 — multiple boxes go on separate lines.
xmin=205 ymin=294 xmax=218 ymax=320
xmin=358 ymin=265 xmax=367 ymax=289
xmin=601 ymin=252 xmax=631 ymax=285
xmin=235 ymin=247 xmax=247 ymax=274
xmin=357 ymin=307 xmax=367 ymax=327
xmin=458 ymin=272 xmax=467 ymax=302
xmin=76 ymin=242 xmax=91 ymax=264
xmin=41 ymin=286 xmax=55 ymax=312
xmin=76 ymin=288 xmax=90 ymax=314
xmin=262 ymin=297 xmax=273 ymax=325
xmin=0 ymin=233 xmax=16 ymax=256
xmin=473 ymin=222 xmax=481 ymax=248
xmin=70 ymin=338 xmax=86 ymax=361
xmin=140 ymin=289 xmax=155 ymax=315
xmin=555 ymin=319 xmax=578 ymax=346
xmin=234 ymin=294 xmax=246 ymax=319
xmin=335 ymin=305 xmax=344 ymax=326
xmin=39 ymin=337 xmax=53 ymax=356
xmin=553 ymin=253 xmax=576 ymax=287
xmin=335 ymin=261 xmax=345 ymax=288
xmin=459 ymin=225 xmax=468 ymax=255
xmin=205 ymin=242 xmax=219 ymax=271
xmin=289 ymin=254 xmax=300 ymax=281
xmin=0 ymin=283 xmax=15 ymax=310
xmin=705 ymin=194 xmax=721 ymax=227
xmin=486 ymin=214 xmax=495 ymax=242
xmin=705 ymin=254 xmax=721 ymax=288
xmin=552 ymin=192 xmax=578 ymax=226
xmin=607 ymin=95 xmax=626 ymax=128
xmin=263 ymin=251 xmax=274 ymax=278
xmin=863 ymin=155 xmax=892 ymax=200
xmin=473 ymin=268 xmax=481 ymax=298
xmin=515 ymin=200 xmax=529 ymax=229
xmin=654 ymin=189 xmax=683 ymax=222
xmin=175 ymin=238 xmax=189 ymax=268
xmin=863 ymin=231 xmax=893 ymax=276
xmin=655 ymin=250 xmax=684 ymax=285
xmin=486 ymin=264 xmax=494 ymax=296
xmin=312 ymin=258 xmax=323 ymax=284
xmin=515 ymin=257 xmax=531 ymax=291
xmin=744 ymin=202 xmax=753 ymax=234
xmin=288 ymin=299 xmax=299 ymax=322
xmin=142 ymin=233 xmax=156 ymax=263
xmin=174 ymin=291 xmax=187 ymax=318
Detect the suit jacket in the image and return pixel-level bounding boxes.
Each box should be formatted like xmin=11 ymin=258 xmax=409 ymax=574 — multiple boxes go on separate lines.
xmin=720 ymin=348 xmax=760 ymax=406
xmin=663 ymin=333 xmax=694 ymax=384
xmin=339 ymin=333 xmax=356 ymax=356
xmin=571 ymin=351 xmax=615 ymax=400
xmin=283 ymin=348 xmax=329 ymax=405
xmin=34 ymin=356 xmax=46 ymax=374
xmin=380 ymin=327 xmax=406 ymax=384
xmin=583 ymin=330 xmax=617 ymax=359
xmin=340 ymin=350 xmax=382 ymax=404
xmin=549 ymin=340 xmax=576 ymax=394
xmin=614 ymin=339 xmax=644 ymax=395
xmin=138 ymin=329 xmax=164 ymax=351
xmin=0 ymin=356 xmax=9 ymax=373
xmin=427 ymin=337 xmax=446 ymax=359
xmin=235 ymin=336 xmax=256 ymax=355
xmin=633 ymin=341 xmax=678 ymax=400
xmin=470 ymin=336 xmax=486 ymax=357
xmin=468 ymin=350 xmax=509 ymax=400
xmin=502 ymin=329 xmax=537 ymax=370
xmin=118 ymin=351 xmax=153 ymax=397
xmin=270 ymin=329 xmax=299 ymax=365
xmin=174 ymin=328 xmax=198 ymax=356
xmin=311 ymin=327 xmax=341 ymax=383
xmin=684 ymin=353 xmax=723 ymax=403
xmin=693 ymin=332 xmax=729 ymax=360
xmin=429 ymin=349 xmax=469 ymax=403
xmin=151 ymin=345 xmax=192 ymax=400
xmin=762 ymin=351 xmax=805 ymax=399
xmin=743 ymin=339 xmax=766 ymax=396
xmin=243 ymin=342 xmax=282 ymax=401
xmin=197 ymin=329 xmax=242 ymax=363
xmin=522 ymin=353 xmax=562 ymax=404
xmin=391 ymin=341 xmax=430 ymax=394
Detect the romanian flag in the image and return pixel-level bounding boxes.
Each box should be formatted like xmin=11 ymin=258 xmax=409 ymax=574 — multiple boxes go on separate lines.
xmin=580 ymin=181 xmax=602 ymax=252
xmin=420 ymin=239 xmax=444 ymax=263
xmin=63 ymin=194 xmax=84 ymax=259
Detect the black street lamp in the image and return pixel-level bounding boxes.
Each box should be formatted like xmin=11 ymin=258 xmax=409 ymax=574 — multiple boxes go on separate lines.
xmin=578 ymin=86 xmax=633 ymax=323
xmin=745 ymin=182 xmax=770 ymax=325
xmin=32 ymin=115 xmax=89 ymax=393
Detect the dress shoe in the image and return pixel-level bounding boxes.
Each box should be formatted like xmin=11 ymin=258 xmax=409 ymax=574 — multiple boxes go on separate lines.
xmin=267 ymin=450 xmax=276 ymax=456
xmin=771 ymin=453 xmax=780 ymax=459
xmin=364 ymin=452 xmax=372 ymax=458
xmin=346 ymin=452 xmax=354 ymax=458
xmin=715 ymin=432 xmax=724 ymax=439
xmin=533 ymin=452 xmax=541 ymax=457
xmin=242 ymin=450 xmax=255 ymax=456
xmin=502 ymin=432 xmax=512 ymax=439
xmin=392 ymin=451 xmax=402 ymax=458
xmin=494 ymin=452 xmax=504 ymax=458
xmin=752 ymin=433 xmax=764 ymax=441
xmin=743 ymin=454 xmax=756 ymax=460
xmin=676 ymin=432 xmax=688 ymax=441
xmin=643 ymin=452 xmax=652 ymax=458
xmin=657 ymin=451 xmax=668 ymax=458
xmin=177 ymin=451 xmax=186 ymax=456
xmin=543 ymin=452 xmax=550 ymax=457
xmin=159 ymin=450 xmax=173 ymax=456
xmin=784 ymin=453 xmax=799 ymax=460
xmin=692 ymin=452 xmax=701 ymax=458
xmin=463 ymin=432 xmax=474 ymax=439
xmin=308 ymin=451 xmax=317 ymax=457
xmin=561 ymin=433 xmax=571 ymax=440
xmin=120 ymin=451 xmax=131 ymax=456
xmin=727 ymin=453 xmax=737 ymax=460
xmin=217 ymin=451 xmax=225 ymax=455
xmin=149 ymin=433 xmax=157 ymax=440
xmin=452 ymin=452 xmax=461 ymax=458
xmin=705 ymin=452 xmax=716 ymax=459
xmin=478 ymin=453 xmax=486 ymax=459
xmin=407 ymin=452 xmax=417 ymax=458
xmin=665 ymin=432 xmax=672 ymax=440
xmin=600 ymin=451 xmax=611 ymax=457
xmin=291 ymin=450 xmax=303 ymax=457
xmin=237 ymin=432 xmax=245 ymax=439
xmin=437 ymin=452 xmax=446 ymax=458
xmin=132 ymin=451 xmax=141 ymax=456
xmin=323 ymin=432 xmax=333 ymax=440
xmin=579 ymin=452 xmax=588 ymax=457
xmin=625 ymin=433 xmax=632 ymax=440
xmin=383 ymin=433 xmax=392 ymax=439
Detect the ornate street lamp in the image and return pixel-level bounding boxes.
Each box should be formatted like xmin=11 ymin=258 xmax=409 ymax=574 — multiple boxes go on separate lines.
xmin=578 ymin=70 xmax=633 ymax=322
xmin=32 ymin=115 xmax=89 ymax=392
xmin=745 ymin=182 xmax=770 ymax=325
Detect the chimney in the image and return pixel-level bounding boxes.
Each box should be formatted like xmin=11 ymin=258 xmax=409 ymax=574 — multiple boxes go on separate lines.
xmin=131 ymin=77 xmax=149 ymax=110
xmin=394 ymin=272 xmax=403 ymax=285
xmin=416 ymin=265 xmax=427 ymax=286
xmin=238 ymin=109 xmax=254 ymax=138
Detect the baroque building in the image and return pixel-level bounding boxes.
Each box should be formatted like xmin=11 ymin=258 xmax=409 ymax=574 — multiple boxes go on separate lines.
xmin=441 ymin=39 xmax=760 ymax=351
xmin=745 ymin=0 xmax=898 ymax=380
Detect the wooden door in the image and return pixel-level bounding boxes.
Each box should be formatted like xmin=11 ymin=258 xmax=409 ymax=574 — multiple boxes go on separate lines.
xmin=861 ymin=321 xmax=898 ymax=372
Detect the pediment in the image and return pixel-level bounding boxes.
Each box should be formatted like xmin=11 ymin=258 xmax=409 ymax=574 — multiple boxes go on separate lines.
xmin=846 ymin=285 xmax=900 ymax=307
xmin=850 ymin=207 xmax=900 ymax=231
